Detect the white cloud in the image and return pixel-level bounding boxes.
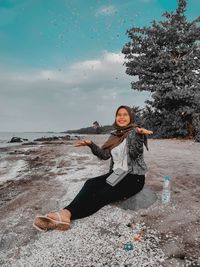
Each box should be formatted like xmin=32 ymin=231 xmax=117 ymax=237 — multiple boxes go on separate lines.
xmin=10 ymin=51 xmax=127 ymax=86
xmin=0 ymin=51 xmax=148 ymax=131
xmin=72 ymin=60 xmax=102 ymax=71
xmin=95 ymin=5 xmax=117 ymax=16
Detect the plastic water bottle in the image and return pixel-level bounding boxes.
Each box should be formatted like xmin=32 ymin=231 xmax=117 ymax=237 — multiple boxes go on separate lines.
xmin=162 ymin=175 xmax=171 ymax=205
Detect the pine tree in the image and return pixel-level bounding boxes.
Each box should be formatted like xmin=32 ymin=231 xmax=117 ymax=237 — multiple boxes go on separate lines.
xmin=122 ymin=0 xmax=200 ymax=138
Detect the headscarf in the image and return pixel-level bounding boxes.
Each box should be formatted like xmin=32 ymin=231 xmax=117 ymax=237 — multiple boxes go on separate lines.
xmin=101 ymin=105 xmax=137 ymax=152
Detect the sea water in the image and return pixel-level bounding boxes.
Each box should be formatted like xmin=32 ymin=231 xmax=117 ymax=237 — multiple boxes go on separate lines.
xmin=0 ymin=132 xmax=69 ymax=148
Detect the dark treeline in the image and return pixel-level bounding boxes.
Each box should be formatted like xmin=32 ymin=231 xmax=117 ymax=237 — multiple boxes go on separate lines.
xmin=65 ymin=125 xmax=115 ymax=135
xmin=122 ymin=0 xmax=200 ymax=141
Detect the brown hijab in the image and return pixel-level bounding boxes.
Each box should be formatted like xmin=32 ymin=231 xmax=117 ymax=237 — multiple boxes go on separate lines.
xmin=101 ymin=105 xmax=137 ymax=152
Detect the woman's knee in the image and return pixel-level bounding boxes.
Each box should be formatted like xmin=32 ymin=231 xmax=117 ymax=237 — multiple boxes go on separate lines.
xmin=137 ymin=176 xmax=145 ymax=190
xmin=84 ymin=178 xmax=94 ymax=187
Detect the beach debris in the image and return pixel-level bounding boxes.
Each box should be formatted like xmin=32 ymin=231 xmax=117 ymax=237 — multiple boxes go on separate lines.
xmin=126 ymin=222 xmax=136 ymax=229
xmin=133 ymin=231 xmax=145 ymax=242
xmin=123 ymin=242 xmax=134 ymax=251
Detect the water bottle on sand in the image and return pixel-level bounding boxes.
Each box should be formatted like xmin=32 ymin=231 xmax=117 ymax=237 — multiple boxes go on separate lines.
xmin=162 ymin=175 xmax=171 ymax=205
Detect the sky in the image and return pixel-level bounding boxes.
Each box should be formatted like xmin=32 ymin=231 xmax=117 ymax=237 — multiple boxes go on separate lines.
xmin=0 ymin=0 xmax=199 ymax=132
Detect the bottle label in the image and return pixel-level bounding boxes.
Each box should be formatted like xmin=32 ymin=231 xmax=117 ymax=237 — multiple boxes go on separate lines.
xmin=162 ymin=189 xmax=171 ymax=204
xmin=164 ymin=180 xmax=169 ymax=188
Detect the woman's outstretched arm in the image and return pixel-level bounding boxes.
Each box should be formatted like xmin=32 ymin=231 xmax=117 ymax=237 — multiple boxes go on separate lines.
xmin=74 ymin=139 xmax=111 ymax=160
xmin=128 ymin=129 xmax=146 ymax=159
xmin=88 ymin=142 xmax=111 ymax=160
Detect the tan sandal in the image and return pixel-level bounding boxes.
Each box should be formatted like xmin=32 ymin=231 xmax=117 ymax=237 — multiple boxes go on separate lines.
xmin=33 ymin=220 xmax=47 ymax=232
xmin=33 ymin=212 xmax=70 ymax=232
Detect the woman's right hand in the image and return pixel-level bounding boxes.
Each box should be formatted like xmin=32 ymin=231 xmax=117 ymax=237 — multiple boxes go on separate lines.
xmin=74 ymin=139 xmax=92 ymax=147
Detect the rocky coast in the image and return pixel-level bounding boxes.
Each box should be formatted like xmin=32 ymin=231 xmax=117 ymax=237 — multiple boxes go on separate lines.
xmin=0 ymin=135 xmax=199 ymax=267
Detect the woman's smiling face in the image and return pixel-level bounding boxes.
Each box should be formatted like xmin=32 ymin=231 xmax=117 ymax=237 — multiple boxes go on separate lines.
xmin=115 ymin=108 xmax=131 ymax=127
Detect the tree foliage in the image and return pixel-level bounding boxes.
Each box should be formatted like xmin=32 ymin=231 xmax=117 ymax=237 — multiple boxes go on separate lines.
xmin=122 ymin=0 xmax=200 ymax=139
xmin=65 ymin=125 xmax=114 ymax=134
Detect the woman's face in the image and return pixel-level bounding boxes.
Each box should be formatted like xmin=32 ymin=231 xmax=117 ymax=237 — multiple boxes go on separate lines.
xmin=116 ymin=108 xmax=131 ymax=127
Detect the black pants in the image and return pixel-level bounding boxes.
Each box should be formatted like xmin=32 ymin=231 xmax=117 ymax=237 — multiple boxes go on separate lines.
xmin=64 ymin=171 xmax=145 ymax=220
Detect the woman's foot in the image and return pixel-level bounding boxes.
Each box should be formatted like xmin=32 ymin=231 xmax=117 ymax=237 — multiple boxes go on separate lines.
xmin=33 ymin=209 xmax=71 ymax=232
xmin=46 ymin=209 xmax=71 ymax=223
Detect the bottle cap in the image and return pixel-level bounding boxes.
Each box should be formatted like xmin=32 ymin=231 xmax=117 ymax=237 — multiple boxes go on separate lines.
xmin=165 ymin=175 xmax=171 ymax=181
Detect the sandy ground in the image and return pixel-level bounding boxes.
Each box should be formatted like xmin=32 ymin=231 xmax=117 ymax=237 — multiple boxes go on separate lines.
xmin=0 ymin=135 xmax=199 ymax=267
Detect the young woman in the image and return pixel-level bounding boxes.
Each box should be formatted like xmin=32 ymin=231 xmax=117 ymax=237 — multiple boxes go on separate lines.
xmin=33 ymin=105 xmax=153 ymax=232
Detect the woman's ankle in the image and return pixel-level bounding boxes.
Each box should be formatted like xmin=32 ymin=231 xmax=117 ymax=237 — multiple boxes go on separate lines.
xmin=63 ymin=209 xmax=71 ymax=219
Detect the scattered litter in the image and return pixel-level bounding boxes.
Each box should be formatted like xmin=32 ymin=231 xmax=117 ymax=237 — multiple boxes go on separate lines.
xmin=127 ymin=222 xmax=135 ymax=229
xmin=123 ymin=242 xmax=134 ymax=251
xmin=134 ymin=231 xmax=145 ymax=242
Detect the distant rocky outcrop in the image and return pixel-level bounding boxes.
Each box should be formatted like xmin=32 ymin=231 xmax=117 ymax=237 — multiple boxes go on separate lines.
xmin=33 ymin=135 xmax=81 ymax=142
xmin=8 ymin=137 xmax=28 ymax=143
xmin=92 ymin=121 xmax=102 ymax=134
xmin=64 ymin=125 xmax=115 ymax=135
xmin=21 ymin=142 xmax=38 ymax=146
xmin=93 ymin=121 xmax=100 ymax=128
xmin=34 ymin=136 xmax=61 ymax=142
xmin=8 ymin=135 xmax=82 ymax=144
